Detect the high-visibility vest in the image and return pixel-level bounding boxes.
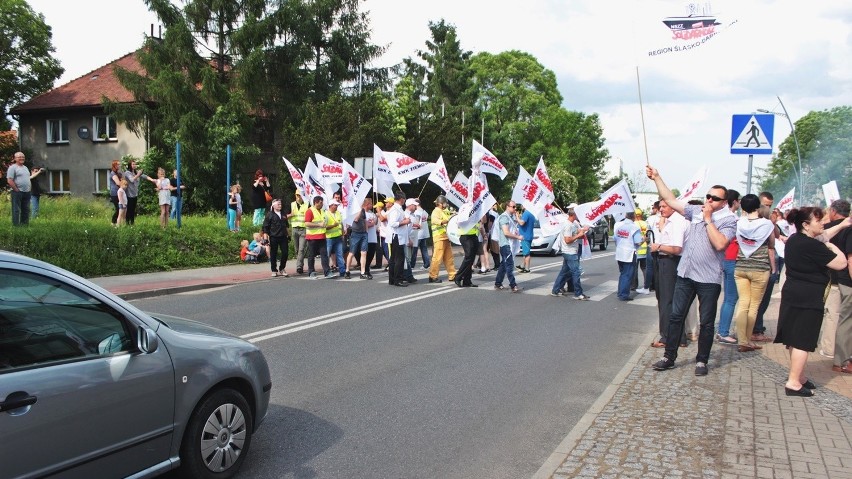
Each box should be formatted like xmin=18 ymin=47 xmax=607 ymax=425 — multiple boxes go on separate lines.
xmin=290 ymin=201 xmax=308 ymax=228
xmin=461 ymin=221 xmax=480 ymax=236
xmin=431 ymin=208 xmax=450 ymax=238
xmin=306 ymin=207 xmax=326 ymax=236
xmin=636 ymin=219 xmax=648 ymax=255
xmin=325 ymin=209 xmax=343 ymax=238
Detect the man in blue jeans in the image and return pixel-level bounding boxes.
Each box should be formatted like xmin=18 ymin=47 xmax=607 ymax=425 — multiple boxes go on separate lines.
xmin=516 ymin=205 xmax=536 ymax=273
xmin=613 ymin=212 xmax=642 ymax=301
xmin=716 ymin=190 xmax=741 ymax=344
xmin=550 ymin=209 xmax=590 ymax=299
xmin=494 ymin=201 xmax=523 ymax=292
xmin=169 ymin=169 xmax=186 ymax=220
xmin=647 ymin=165 xmax=737 ymax=376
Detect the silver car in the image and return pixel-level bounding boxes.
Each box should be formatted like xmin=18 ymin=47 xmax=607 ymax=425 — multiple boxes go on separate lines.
xmin=0 ymin=251 xmax=271 ymax=479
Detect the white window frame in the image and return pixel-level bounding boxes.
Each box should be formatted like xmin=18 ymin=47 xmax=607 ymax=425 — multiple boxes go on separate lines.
xmin=46 ymin=119 xmax=69 ymax=144
xmin=92 ymin=115 xmax=117 ymax=142
xmin=49 ymin=170 xmax=71 ymax=193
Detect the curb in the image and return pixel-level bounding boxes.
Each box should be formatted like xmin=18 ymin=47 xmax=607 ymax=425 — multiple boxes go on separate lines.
xmin=531 ymin=328 xmax=658 ymax=479
xmin=115 ymin=283 xmax=232 ymax=301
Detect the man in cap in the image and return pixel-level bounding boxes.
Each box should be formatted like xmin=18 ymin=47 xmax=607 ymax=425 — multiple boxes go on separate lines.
xmin=303 ymin=195 xmax=331 ymax=278
xmin=634 ymin=208 xmax=650 ymax=294
xmin=613 ymin=211 xmax=642 ymax=301
xmin=326 ymin=199 xmax=346 ymax=277
xmin=403 ymin=198 xmax=420 ymax=283
xmin=289 ymin=191 xmax=309 ymax=274
xmin=429 ymin=195 xmax=457 ymax=283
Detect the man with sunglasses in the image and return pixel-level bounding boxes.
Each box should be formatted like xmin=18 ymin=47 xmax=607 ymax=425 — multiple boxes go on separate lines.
xmin=646 ymin=165 xmax=737 ymax=376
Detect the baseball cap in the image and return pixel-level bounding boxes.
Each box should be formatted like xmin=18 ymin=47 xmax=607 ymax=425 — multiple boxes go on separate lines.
xmin=634 ymin=207 xmax=643 ymax=215
xmin=567 ymin=202 xmax=579 ymax=209
xmin=405 ymin=199 xmax=418 ymax=207
xmin=329 ymin=199 xmax=341 ymax=206
xmin=375 ymin=202 xmax=384 ymax=209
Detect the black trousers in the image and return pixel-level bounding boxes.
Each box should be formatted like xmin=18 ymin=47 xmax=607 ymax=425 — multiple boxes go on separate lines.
xmin=456 ymin=234 xmax=479 ymax=285
xmin=307 ymin=238 xmax=329 ymax=275
xmin=365 ymin=242 xmax=377 ymax=275
xmin=389 ymin=236 xmax=406 ymax=284
xmin=126 ymin=196 xmax=138 ymax=224
xmin=654 ymin=254 xmax=685 ymax=344
xmin=269 ymin=235 xmax=289 ymax=272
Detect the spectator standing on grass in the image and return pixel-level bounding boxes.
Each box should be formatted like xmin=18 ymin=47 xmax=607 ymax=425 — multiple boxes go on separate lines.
xmin=775 ymin=207 xmax=850 ymax=396
xmin=251 ymin=170 xmax=271 ymax=226
xmin=115 ymin=179 xmax=129 ymax=227
xmin=263 ymin=199 xmax=290 ymax=278
xmin=647 ymin=165 xmax=737 ymax=377
xmin=108 ymin=160 xmax=122 ymax=225
xmin=122 ymin=159 xmax=145 ymax=225
xmin=144 ymin=168 xmax=173 ymax=229
xmin=29 ymin=166 xmax=44 ymax=220
xmin=169 ymin=170 xmax=187 ymax=220
xmin=7 ymin=152 xmax=32 ymax=226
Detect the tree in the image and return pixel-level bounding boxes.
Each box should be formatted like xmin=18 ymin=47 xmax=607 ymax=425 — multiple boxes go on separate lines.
xmin=0 ymin=0 xmax=64 ymax=129
xmin=759 ymin=106 xmax=852 ymax=203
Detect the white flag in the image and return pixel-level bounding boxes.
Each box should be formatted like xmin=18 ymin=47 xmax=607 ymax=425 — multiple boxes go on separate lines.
xmin=427 ymin=155 xmax=453 ymax=193
xmin=777 ymin=188 xmax=795 ymax=213
xmin=303 ymin=158 xmax=328 ymax=203
xmin=283 ymin=157 xmax=307 ymax=198
xmin=539 ymin=203 xmax=569 ymax=237
xmin=457 ymin=173 xmax=497 ymax=231
xmin=511 ymin=166 xmax=554 ymax=218
xmin=383 ymin=151 xmax=434 ymax=183
xmin=315 ymin=153 xmax=343 ymax=187
xmin=446 ymin=172 xmax=469 ymax=208
xmin=533 ymin=156 xmax=554 ymax=193
xmin=599 ymin=179 xmax=636 ymax=216
xmin=372 ymin=144 xmax=398 ymax=199
xmin=472 ymin=140 xmax=508 ymax=179
xmin=341 ymin=160 xmax=371 ymax=225
xmin=822 ymin=181 xmax=840 ymax=206
xmin=676 ymin=166 xmax=707 ymax=201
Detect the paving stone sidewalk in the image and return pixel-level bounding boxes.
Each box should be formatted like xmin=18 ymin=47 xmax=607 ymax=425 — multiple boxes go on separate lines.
xmin=538 ymin=297 xmax=852 ymax=479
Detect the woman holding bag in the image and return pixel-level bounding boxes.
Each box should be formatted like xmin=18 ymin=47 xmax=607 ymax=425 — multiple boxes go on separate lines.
xmin=251 ymin=169 xmax=271 ymax=226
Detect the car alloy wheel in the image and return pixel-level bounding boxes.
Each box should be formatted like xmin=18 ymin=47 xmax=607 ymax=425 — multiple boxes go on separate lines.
xmin=181 ymin=388 xmax=253 ymax=478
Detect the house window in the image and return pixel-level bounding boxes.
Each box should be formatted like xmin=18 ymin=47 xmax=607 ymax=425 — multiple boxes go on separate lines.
xmin=46 ymin=119 xmax=69 ymax=144
xmin=93 ymin=116 xmax=117 ymax=141
xmin=94 ymin=169 xmax=111 ymax=192
xmin=49 ymin=170 xmax=71 ymax=193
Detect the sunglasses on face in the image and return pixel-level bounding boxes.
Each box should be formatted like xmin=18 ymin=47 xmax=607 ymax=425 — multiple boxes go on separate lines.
xmin=706 ymin=194 xmax=725 ymax=202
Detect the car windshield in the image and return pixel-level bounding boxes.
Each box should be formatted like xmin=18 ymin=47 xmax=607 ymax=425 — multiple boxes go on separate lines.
xmin=534 ymin=220 xmax=541 ymax=228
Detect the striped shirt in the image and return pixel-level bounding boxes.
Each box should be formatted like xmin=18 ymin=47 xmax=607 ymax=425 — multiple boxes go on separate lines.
xmin=677 ymin=205 xmax=737 ymax=284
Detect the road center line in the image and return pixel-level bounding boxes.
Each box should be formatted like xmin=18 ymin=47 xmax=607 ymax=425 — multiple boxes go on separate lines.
xmin=242 ymin=287 xmax=462 ymax=343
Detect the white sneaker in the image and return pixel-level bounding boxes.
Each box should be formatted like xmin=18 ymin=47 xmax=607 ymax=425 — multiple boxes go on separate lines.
xmin=636 ymin=288 xmax=650 ymax=295
xmin=819 ymin=349 xmax=835 ymax=359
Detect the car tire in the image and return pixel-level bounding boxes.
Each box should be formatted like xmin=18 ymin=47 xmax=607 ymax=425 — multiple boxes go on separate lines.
xmin=179 ymin=388 xmax=254 ymax=479
xmin=600 ymin=236 xmax=608 ymax=251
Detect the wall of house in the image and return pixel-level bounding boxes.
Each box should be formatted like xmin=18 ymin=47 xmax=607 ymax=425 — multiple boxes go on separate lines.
xmin=17 ymin=108 xmax=147 ymax=196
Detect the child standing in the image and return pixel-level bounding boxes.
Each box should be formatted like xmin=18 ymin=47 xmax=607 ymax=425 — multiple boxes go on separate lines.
xmin=235 ymin=184 xmax=243 ymax=232
xmin=227 ymin=184 xmax=239 ymax=232
xmin=116 ymin=179 xmax=129 ymax=227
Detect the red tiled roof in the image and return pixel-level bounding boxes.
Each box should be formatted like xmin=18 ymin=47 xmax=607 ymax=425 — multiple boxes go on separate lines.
xmin=11 ymin=51 xmax=145 ymax=114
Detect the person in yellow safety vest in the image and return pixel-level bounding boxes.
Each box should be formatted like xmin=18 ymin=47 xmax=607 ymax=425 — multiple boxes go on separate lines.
xmin=428 ymin=195 xmax=457 ymax=283
xmin=289 ymin=191 xmax=309 ymax=274
xmin=634 ymin=208 xmax=651 ymax=294
xmin=303 ymin=195 xmax=330 ymax=278
xmin=455 ymin=216 xmax=481 ymax=288
xmin=326 ymin=199 xmax=346 ymax=278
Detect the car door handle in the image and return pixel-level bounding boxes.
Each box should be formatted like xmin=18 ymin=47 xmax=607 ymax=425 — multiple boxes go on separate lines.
xmin=1 ymin=391 xmax=37 ymax=412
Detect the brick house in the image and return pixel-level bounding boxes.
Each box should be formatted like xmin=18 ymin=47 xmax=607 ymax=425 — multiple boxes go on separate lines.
xmin=10 ymin=51 xmax=149 ymax=197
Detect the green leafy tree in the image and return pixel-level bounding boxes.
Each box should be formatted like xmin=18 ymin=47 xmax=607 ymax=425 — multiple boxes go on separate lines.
xmin=0 ymin=0 xmax=64 ymax=129
xmin=759 ymin=106 xmax=852 ymax=203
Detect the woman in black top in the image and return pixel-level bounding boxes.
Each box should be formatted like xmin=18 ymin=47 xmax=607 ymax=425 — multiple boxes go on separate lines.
xmin=251 ymin=169 xmax=271 ymax=226
xmin=775 ymin=207 xmax=850 ymax=396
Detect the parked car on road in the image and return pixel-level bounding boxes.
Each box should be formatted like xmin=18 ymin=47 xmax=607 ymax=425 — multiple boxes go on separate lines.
xmin=530 ymin=220 xmax=559 ymax=256
xmin=0 ymin=251 xmax=271 ymax=479
xmin=586 ymin=218 xmax=610 ymax=250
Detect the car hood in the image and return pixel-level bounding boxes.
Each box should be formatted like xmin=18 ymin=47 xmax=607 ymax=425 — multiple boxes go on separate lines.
xmin=145 ymin=313 xmax=239 ymax=339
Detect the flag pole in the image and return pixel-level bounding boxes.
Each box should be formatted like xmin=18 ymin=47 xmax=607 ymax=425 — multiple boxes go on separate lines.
xmin=636 ymin=66 xmax=650 ymax=165
xmin=417 ymin=179 xmax=428 ymax=199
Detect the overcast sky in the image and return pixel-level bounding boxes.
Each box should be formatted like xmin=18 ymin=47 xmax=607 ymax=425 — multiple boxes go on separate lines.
xmin=26 ymin=0 xmax=852 ymax=196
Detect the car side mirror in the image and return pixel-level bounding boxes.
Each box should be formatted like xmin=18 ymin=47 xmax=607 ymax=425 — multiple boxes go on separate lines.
xmin=138 ymin=327 xmax=159 ymax=354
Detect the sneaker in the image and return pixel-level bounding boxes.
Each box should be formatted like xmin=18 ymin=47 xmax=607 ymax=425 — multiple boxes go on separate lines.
xmin=309 ymin=272 xmax=318 ymax=279
xmin=572 ymin=294 xmax=590 ymax=301
xmin=652 ymin=358 xmax=675 ymax=371
xmin=521 ymin=268 xmax=531 ymax=273
xmin=279 ymin=270 xmax=289 ymax=278
xmin=296 ymin=268 xmax=304 ymax=275
xmin=344 ymin=272 xmax=351 ymax=279
xmin=366 ymin=274 xmax=373 ymax=280
xmin=550 ymin=292 xmax=562 ymax=297
xmin=635 ymin=288 xmax=650 ymax=295
xmin=716 ymin=335 xmax=737 ymax=345
xmin=511 ymin=286 xmax=521 ymax=293
xmin=819 ymin=349 xmax=835 ymax=359
xmin=359 ymin=274 xmax=368 ymax=279
xmin=429 ymin=278 xmax=443 ymax=283
xmin=494 ymin=285 xmax=505 ymax=290
xmin=695 ymin=362 xmax=708 ymax=376
xmin=324 ymin=272 xmax=333 ymax=278
xmin=271 ymin=272 xmax=279 ymax=277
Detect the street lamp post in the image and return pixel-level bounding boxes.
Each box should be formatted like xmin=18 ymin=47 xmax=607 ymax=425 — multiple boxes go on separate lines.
xmin=757 ymin=95 xmax=804 ymax=202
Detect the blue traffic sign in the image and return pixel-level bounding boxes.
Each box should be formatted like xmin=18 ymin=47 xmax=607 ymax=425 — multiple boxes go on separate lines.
xmin=731 ymin=114 xmax=774 ymax=155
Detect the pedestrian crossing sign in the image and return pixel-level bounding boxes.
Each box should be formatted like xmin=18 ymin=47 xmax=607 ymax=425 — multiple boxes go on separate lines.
xmin=731 ymin=114 xmax=774 ymax=155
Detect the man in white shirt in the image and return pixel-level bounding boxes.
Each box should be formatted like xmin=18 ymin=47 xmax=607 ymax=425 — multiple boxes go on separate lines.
xmin=387 ymin=192 xmax=413 ymax=286
xmin=648 ymin=199 xmax=687 ymax=348
xmin=613 ymin=212 xmax=643 ymax=301
xmin=640 ymin=201 xmax=661 ymax=294
xmin=411 ymin=199 xmax=431 ymax=270
xmin=550 ymin=209 xmax=590 ymax=299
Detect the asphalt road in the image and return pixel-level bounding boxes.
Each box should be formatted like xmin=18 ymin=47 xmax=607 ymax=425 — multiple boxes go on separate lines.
xmin=132 ymin=250 xmax=658 ymax=479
